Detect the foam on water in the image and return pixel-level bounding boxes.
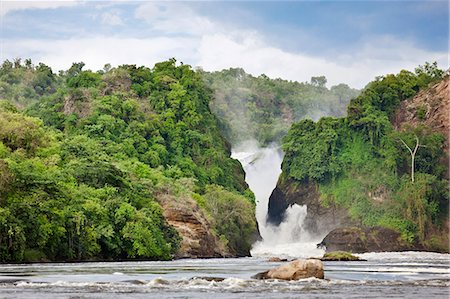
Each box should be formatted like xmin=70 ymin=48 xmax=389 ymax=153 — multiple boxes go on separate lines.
xmin=357 ymin=251 xmax=450 ymax=262
xmin=251 ymin=204 xmax=325 ymax=258
xmin=3 ymin=257 xmax=448 ymax=299
xmin=11 ymin=275 xmax=450 ymax=291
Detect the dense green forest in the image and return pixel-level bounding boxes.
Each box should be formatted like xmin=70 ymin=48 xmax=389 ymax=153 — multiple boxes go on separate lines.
xmin=0 ymin=58 xmax=256 ymax=262
xmin=282 ymin=63 xmax=448 ymax=250
xmin=1 ymin=57 xmax=447 ymax=261
xmin=203 ymin=68 xmax=359 ymax=145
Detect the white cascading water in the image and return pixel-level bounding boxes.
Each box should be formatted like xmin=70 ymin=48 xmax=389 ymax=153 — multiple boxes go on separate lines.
xmin=232 ymin=141 xmax=324 ymax=258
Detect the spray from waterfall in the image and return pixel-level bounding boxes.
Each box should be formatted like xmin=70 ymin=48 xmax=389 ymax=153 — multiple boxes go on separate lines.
xmin=232 ymin=141 xmax=325 ymax=258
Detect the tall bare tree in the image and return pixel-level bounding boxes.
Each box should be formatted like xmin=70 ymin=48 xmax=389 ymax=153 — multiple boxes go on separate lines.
xmin=399 ymin=134 xmax=425 ymax=183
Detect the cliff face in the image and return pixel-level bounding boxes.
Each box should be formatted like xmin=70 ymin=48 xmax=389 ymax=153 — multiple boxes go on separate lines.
xmin=318 ymin=227 xmax=413 ymax=253
xmin=267 ymin=176 xmax=355 ymax=237
xmin=393 ymin=76 xmax=449 ymax=178
xmin=158 ymin=194 xmax=231 ymax=259
xmin=268 ymin=76 xmax=449 ymax=252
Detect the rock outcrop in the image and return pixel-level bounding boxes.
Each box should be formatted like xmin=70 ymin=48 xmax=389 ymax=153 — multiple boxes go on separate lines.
xmin=267 ymin=175 xmax=355 ymax=236
xmin=393 ymin=76 xmax=449 ymax=178
xmin=318 ymin=227 xmax=412 ymax=253
xmin=253 ymin=259 xmax=324 ymax=280
xmin=267 ymin=77 xmax=449 ymax=253
xmin=158 ymin=194 xmax=230 ymax=259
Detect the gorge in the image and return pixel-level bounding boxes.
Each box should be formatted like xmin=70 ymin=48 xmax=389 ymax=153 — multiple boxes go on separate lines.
xmin=0 ymin=59 xmax=448 ymax=299
xmin=0 ymin=59 xmax=448 ymax=262
xmin=1 ymin=1 xmax=449 ymax=297
xmin=209 ymin=65 xmax=449 ymax=257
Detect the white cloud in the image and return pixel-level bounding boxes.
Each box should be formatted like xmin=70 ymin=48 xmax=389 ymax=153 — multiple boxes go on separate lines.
xmin=2 ymin=36 xmax=199 ymax=71
xmin=0 ymin=0 xmax=79 ymax=16
xmin=2 ymin=2 xmax=447 ymax=88
xmin=134 ymin=2 xmax=219 ymax=36
xmin=100 ymin=11 xmax=124 ymax=26
xmin=4 ymin=32 xmax=446 ymax=89
xmin=196 ymin=33 xmax=448 ymax=88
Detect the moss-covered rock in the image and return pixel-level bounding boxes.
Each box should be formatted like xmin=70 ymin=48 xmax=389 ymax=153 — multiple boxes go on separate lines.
xmin=321 ymin=251 xmax=362 ymax=261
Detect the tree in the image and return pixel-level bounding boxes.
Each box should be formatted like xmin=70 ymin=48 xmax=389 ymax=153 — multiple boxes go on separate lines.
xmin=399 ymin=134 xmax=425 ymax=183
xmin=415 ymin=62 xmax=444 ymax=82
xmin=67 ymin=62 xmax=85 ymax=78
xmin=202 ymin=185 xmax=256 ymax=256
xmin=311 ymin=76 xmax=327 ymax=88
xmin=24 ymin=59 xmax=33 ymax=69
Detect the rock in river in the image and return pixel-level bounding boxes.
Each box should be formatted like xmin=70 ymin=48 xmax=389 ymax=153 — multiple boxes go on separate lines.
xmin=267 ymin=257 xmax=288 ymax=262
xmin=320 ymin=251 xmax=363 ymax=261
xmin=318 ymin=227 xmax=412 ymax=253
xmin=253 ymin=259 xmax=324 ymax=280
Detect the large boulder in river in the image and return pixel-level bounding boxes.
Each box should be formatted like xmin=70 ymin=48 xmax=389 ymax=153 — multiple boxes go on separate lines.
xmin=318 ymin=227 xmax=412 ymax=253
xmin=253 ymin=259 xmax=324 ymax=280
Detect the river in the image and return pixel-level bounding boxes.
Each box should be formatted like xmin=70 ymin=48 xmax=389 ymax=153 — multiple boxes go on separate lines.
xmin=2 ymin=147 xmax=448 ymax=298
xmin=0 ymin=252 xmax=449 ymax=298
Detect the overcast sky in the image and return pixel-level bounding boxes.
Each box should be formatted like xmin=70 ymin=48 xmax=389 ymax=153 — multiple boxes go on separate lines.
xmin=1 ymin=0 xmax=448 ymax=88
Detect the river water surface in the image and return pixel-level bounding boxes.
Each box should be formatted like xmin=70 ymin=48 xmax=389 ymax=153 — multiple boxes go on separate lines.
xmin=3 ymin=148 xmax=448 ymax=298
xmin=1 ymin=252 xmax=449 ymax=298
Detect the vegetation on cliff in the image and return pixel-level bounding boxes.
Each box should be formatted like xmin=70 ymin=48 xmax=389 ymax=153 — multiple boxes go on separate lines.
xmin=0 ymin=58 xmax=256 ymax=262
xmin=321 ymin=251 xmax=361 ymax=261
xmin=282 ymin=63 xmax=448 ymax=250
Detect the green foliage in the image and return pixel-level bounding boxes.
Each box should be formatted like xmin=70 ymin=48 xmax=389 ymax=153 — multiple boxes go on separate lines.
xmin=121 ymin=206 xmax=173 ymax=260
xmin=414 ymin=62 xmax=445 ymax=86
xmin=321 ymin=251 xmax=360 ymax=261
xmin=283 ymin=63 xmax=447 ymax=245
xmin=391 ymin=125 xmax=446 ymax=177
xmin=67 ymin=71 xmax=102 ymax=88
xmin=416 ymin=106 xmax=427 ymax=120
xmin=0 ymin=58 xmax=256 ymax=262
xmin=348 ymin=63 xmax=444 ymax=123
xmin=0 ymin=60 xmax=56 ymax=106
xmin=282 ymin=117 xmax=345 ymax=181
xmin=202 ymin=185 xmax=257 ymax=256
xmin=0 ymin=129 xmax=180 ymax=261
xmin=0 ymin=100 xmax=18 ymax=113
xmin=395 ymin=174 xmax=445 ymax=242
xmin=203 ymin=68 xmax=360 ymax=145
xmin=0 ymin=110 xmax=49 ymax=154
xmin=311 ymin=76 xmax=327 ymax=88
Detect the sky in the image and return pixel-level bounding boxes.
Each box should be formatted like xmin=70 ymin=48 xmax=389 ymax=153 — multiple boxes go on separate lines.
xmin=1 ymin=0 xmax=448 ymax=88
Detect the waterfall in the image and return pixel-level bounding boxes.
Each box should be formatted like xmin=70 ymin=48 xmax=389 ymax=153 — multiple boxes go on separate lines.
xmin=232 ymin=142 xmax=324 ymax=259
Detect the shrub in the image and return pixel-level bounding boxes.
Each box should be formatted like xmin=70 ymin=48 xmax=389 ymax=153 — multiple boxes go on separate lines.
xmin=202 ymin=185 xmax=257 ymax=256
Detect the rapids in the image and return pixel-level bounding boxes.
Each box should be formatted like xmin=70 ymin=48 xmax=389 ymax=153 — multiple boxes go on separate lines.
xmin=0 ymin=253 xmax=449 ymax=298
xmin=2 ymin=145 xmax=448 ymax=299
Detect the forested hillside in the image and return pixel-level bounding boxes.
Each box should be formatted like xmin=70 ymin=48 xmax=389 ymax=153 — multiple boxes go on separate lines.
xmin=279 ymin=63 xmax=448 ymax=251
xmin=203 ymin=68 xmax=359 ymax=145
xmin=1 ymin=57 xmax=447 ymax=262
xmin=0 ymin=59 xmax=256 ymax=262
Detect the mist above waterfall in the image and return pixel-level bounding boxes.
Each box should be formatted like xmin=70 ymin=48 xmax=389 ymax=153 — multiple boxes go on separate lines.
xmin=214 ymin=68 xmax=357 ymax=258
xmin=232 ymin=140 xmax=324 ymax=258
